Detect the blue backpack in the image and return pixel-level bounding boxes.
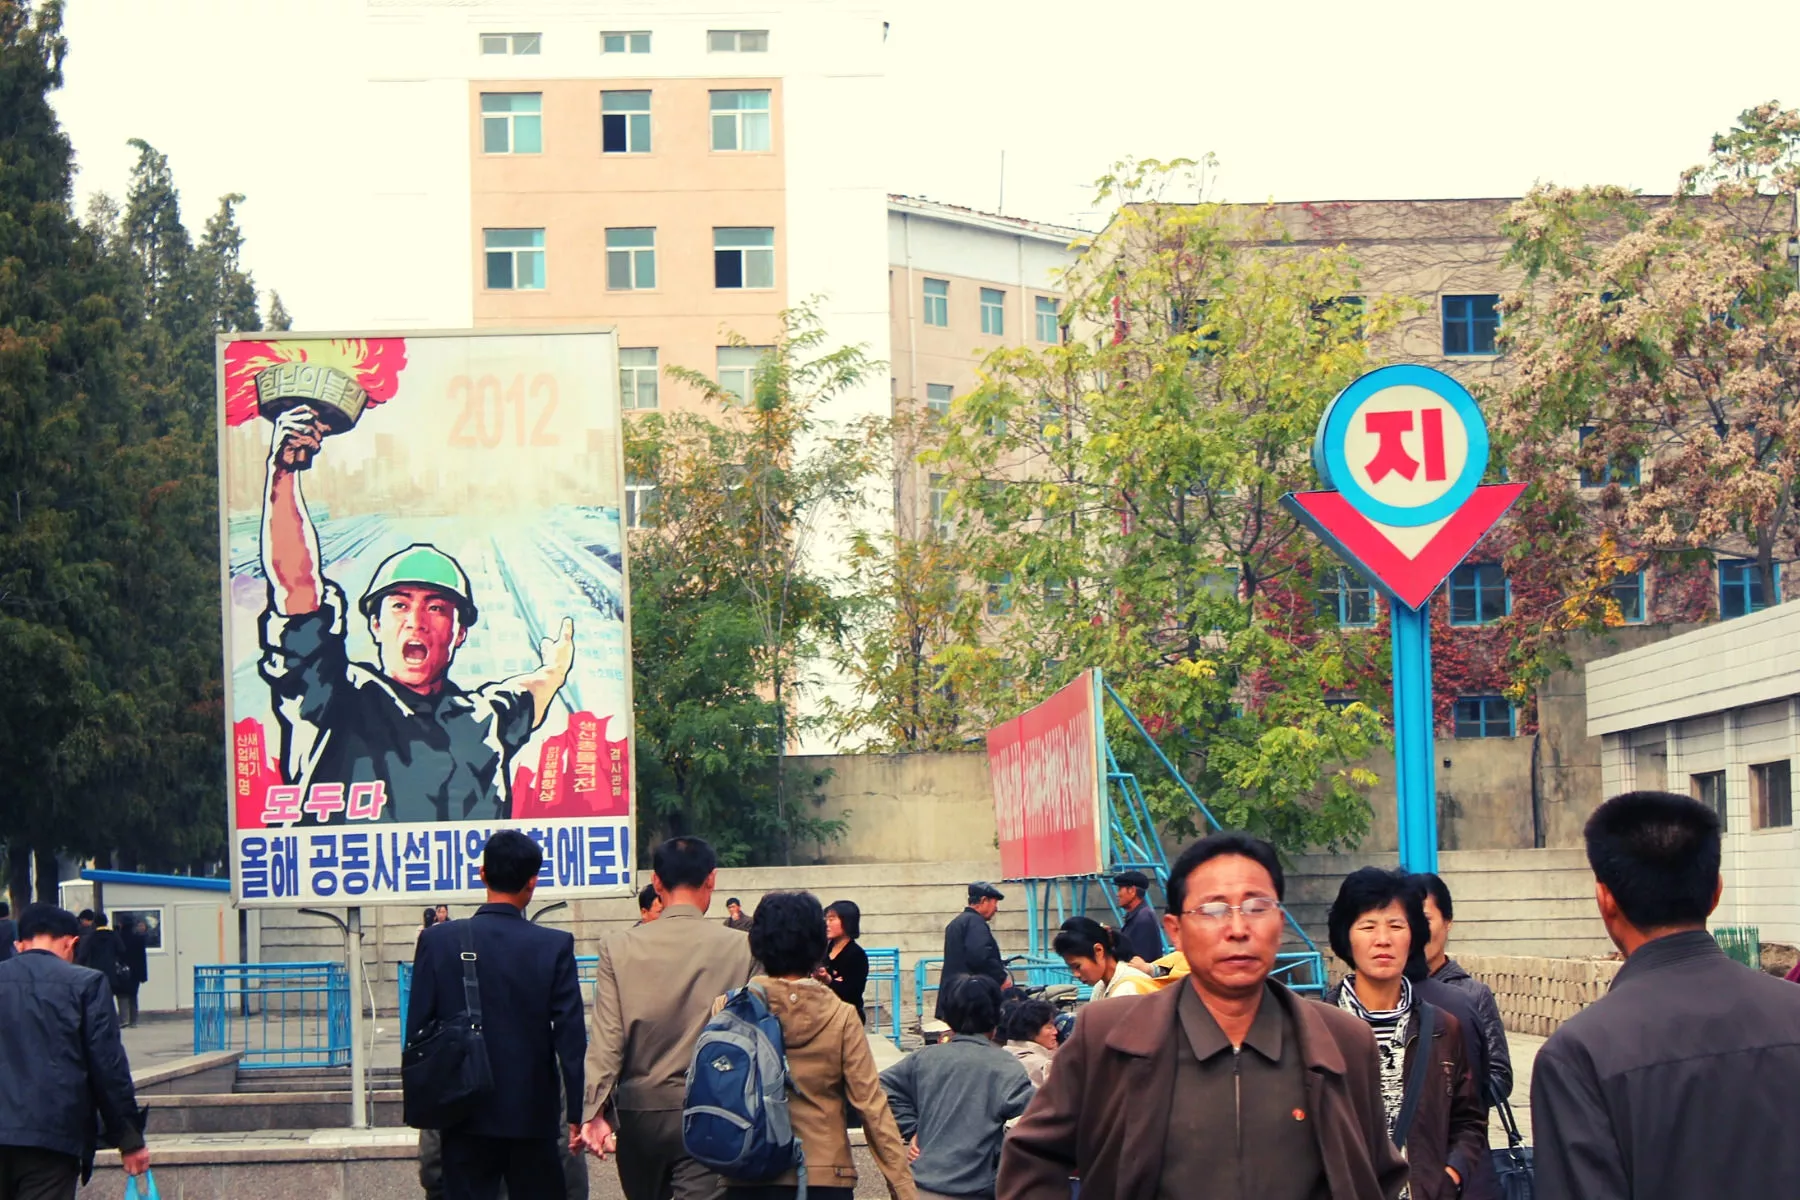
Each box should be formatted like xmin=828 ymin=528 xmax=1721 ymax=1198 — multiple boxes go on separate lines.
xmin=682 ymin=984 xmax=806 ymax=1195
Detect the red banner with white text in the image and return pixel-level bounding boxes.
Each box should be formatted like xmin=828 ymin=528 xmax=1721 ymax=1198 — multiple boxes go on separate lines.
xmin=988 ymin=671 xmax=1105 ymax=878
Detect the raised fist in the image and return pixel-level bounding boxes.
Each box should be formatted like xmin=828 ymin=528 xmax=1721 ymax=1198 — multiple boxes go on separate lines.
xmin=268 ymin=405 xmax=326 ymax=473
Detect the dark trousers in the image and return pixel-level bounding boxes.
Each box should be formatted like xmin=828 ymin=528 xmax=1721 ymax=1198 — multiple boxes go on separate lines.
xmin=0 ymin=1146 xmax=80 ymax=1200
xmin=117 ymin=990 xmax=139 ymax=1027
xmin=724 ymin=1189 xmax=853 ymax=1200
xmin=614 ymin=1108 xmax=724 ymax=1200
xmin=440 ymin=1132 xmax=564 ymax=1200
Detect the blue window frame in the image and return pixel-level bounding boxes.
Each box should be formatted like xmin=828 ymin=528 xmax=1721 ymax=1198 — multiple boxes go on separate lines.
xmin=1578 ymin=426 xmax=1640 ymax=487
xmin=1608 ymin=571 xmax=1646 ymax=624
xmin=1318 ymin=567 xmax=1377 ymax=627
xmin=1454 ymin=696 xmax=1514 ymax=738
xmin=986 ymin=570 xmax=1013 ymax=615
xmin=1448 ymin=562 xmax=1508 ymax=625
xmin=1719 ymin=558 xmax=1777 ymax=619
xmin=1442 ymin=294 xmax=1500 ymax=356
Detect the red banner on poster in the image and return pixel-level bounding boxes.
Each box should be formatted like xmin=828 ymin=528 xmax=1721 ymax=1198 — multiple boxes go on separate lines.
xmin=988 ymin=671 xmax=1105 ymax=879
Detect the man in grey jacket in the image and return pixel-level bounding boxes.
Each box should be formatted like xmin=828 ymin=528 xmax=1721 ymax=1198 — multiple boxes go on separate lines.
xmin=1416 ymin=873 xmax=1512 ymax=1104
xmin=883 ymin=976 xmax=1035 ymax=1199
xmin=0 ymin=904 xmax=149 ymax=1197
xmin=1532 ymin=790 xmax=1800 ymax=1199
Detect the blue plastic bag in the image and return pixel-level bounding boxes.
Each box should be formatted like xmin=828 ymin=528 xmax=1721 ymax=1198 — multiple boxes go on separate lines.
xmin=124 ymin=1169 xmax=160 ymax=1200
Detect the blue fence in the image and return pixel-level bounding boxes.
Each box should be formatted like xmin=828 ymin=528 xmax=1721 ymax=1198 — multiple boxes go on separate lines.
xmin=912 ymin=949 xmax=1323 ymax=1021
xmin=396 ymin=956 xmax=599 ymax=1024
xmin=864 ymin=948 xmax=903 ymax=1047
xmin=194 ymin=963 xmax=351 ymax=1069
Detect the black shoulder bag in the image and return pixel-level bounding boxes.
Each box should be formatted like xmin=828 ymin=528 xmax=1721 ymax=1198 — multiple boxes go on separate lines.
xmin=402 ymin=919 xmax=495 ymax=1129
xmin=1391 ymin=1000 xmax=1437 ymax=1151
xmin=1489 ymin=1089 xmax=1535 ymax=1199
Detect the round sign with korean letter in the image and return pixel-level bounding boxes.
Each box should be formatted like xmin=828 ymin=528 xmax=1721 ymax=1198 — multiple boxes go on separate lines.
xmin=1313 ymin=364 xmax=1491 ymax=528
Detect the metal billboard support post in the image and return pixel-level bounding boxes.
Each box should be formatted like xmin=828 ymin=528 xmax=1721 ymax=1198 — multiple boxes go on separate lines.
xmin=347 ymin=906 xmax=367 ymax=1130
xmin=1390 ymin=604 xmax=1439 ymax=874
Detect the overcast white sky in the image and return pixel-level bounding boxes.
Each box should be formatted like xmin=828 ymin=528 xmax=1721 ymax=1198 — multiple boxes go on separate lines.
xmin=49 ymin=0 xmax=1799 ymax=325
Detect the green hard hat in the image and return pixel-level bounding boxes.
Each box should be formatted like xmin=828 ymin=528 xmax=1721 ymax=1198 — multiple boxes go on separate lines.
xmin=358 ymin=544 xmax=478 ymax=625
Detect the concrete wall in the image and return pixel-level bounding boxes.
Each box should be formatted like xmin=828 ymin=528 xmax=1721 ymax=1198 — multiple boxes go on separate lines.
xmin=789 ymin=751 xmax=997 ymax=864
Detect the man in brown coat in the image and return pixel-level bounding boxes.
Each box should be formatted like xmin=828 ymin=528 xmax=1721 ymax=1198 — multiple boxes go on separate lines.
xmin=578 ymin=837 xmax=757 ymax=1200
xmin=999 ymin=832 xmax=1406 ymax=1200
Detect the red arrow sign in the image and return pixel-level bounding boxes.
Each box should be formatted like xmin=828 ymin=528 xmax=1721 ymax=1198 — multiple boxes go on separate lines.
xmin=1280 ymin=484 xmax=1525 ymax=610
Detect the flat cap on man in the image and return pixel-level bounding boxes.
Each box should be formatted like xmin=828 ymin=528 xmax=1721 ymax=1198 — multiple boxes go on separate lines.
xmin=968 ymin=882 xmax=1005 ymax=903
xmin=1112 ymin=870 xmax=1152 ymax=890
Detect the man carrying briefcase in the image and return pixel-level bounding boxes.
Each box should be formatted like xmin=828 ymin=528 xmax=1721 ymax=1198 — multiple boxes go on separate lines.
xmin=405 ymin=830 xmax=586 ymax=1200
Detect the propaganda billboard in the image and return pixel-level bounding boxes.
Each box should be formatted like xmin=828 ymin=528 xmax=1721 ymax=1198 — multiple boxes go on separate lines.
xmin=217 ymin=329 xmax=634 ymax=906
xmin=987 ymin=670 xmax=1106 ymax=879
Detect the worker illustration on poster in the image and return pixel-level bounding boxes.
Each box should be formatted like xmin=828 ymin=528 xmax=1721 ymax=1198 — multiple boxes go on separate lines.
xmin=218 ymin=331 xmax=635 ymax=905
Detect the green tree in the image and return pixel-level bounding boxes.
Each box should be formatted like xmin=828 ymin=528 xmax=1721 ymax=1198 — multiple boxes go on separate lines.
xmin=266 ymin=289 xmax=292 ymax=330
xmin=1495 ymin=103 xmax=1800 ymax=626
xmin=873 ymin=159 xmax=1396 ymax=851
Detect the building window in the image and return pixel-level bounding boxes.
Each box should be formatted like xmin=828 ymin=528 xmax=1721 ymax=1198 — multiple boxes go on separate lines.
xmin=602 ymin=30 xmax=651 ymax=54
xmin=707 ymin=29 xmax=768 ymax=52
xmin=620 ymin=348 xmax=658 ymax=411
xmin=624 ymin=477 xmax=657 ymax=529
xmin=1608 ymin=571 xmax=1646 ymax=624
xmin=980 ymin=288 xmax=1005 ymax=336
xmin=709 ymin=90 xmax=771 ymax=152
xmin=1035 ymin=295 xmax=1060 ymax=343
xmin=1454 ymin=696 xmax=1514 ymax=738
xmin=1044 ymin=577 xmax=1067 ymax=606
xmin=714 ymin=228 xmax=775 ymax=289
xmin=1318 ymin=567 xmax=1377 ymax=628
xmin=480 ymin=32 xmax=541 ymax=55
xmin=483 ymin=228 xmax=544 ymax=290
xmin=986 ymin=570 xmax=1013 ymax=615
xmin=929 ymin=473 xmax=951 ymax=538
xmin=1719 ymin=558 xmax=1775 ymax=619
xmin=605 ymin=228 xmax=656 ymax=290
xmin=1442 ymin=294 xmax=1501 ymax=356
xmin=718 ymin=346 xmax=770 ymax=404
xmin=922 ymin=278 xmax=948 ymax=327
xmin=480 ymin=93 xmax=542 ymax=154
xmin=1752 ymin=760 xmax=1793 ymax=828
xmin=1578 ymin=426 xmax=1640 ymax=487
xmin=926 ymin=383 xmax=953 ymax=422
xmin=601 ymin=91 xmax=651 ymax=153
xmin=1692 ymin=771 xmax=1727 ymax=831
xmin=1448 ymin=562 xmax=1508 ymax=625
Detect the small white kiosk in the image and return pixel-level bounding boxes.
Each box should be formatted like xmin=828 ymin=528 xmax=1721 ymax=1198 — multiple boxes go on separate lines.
xmin=59 ymin=869 xmax=246 ymax=1013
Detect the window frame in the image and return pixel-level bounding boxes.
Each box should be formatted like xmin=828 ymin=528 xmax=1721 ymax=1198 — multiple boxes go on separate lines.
xmin=1718 ymin=558 xmax=1777 ymax=619
xmin=717 ymin=345 xmax=771 ymax=405
xmin=922 ymin=278 xmax=948 ymax=328
xmin=713 ymin=227 xmax=775 ymax=290
xmin=604 ymin=227 xmax=657 ymax=291
xmin=709 ymin=90 xmax=772 ymax=153
xmin=482 ymin=228 xmax=545 ymax=291
xmin=480 ymin=32 xmax=541 ymax=55
xmin=619 ymin=348 xmax=659 ymax=411
xmin=1318 ymin=566 xmax=1378 ymax=628
xmin=1453 ymin=696 xmax=1515 ymax=738
xmin=1441 ymin=293 xmax=1501 ymax=357
xmin=986 ymin=569 xmax=1014 ymax=615
xmin=1608 ymin=570 xmax=1647 ymax=624
xmin=601 ymin=30 xmax=651 ymax=54
xmin=925 ymin=383 xmax=953 ymax=423
xmin=980 ymin=288 xmax=1006 ymax=336
xmin=480 ymin=92 xmax=542 ymax=155
xmin=601 ymin=91 xmax=652 ymax=154
xmin=928 ymin=473 xmax=951 ymax=538
xmin=707 ymin=29 xmax=769 ymax=52
xmin=1691 ymin=770 xmax=1728 ymax=831
xmin=1752 ymin=760 xmax=1793 ymax=829
xmin=1577 ymin=425 xmax=1641 ymax=488
xmin=1448 ymin=562 xmax=1509 ymax=626
xmin=624 ymin=477 xmax=658 ymax=529
xmin=1034 ymin=295 xmax=1061 ymax=343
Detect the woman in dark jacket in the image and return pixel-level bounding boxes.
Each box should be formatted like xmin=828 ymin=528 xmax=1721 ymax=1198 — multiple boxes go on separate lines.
xmin=818 ymin=900 xmax=869 ymax=1024
xmin=77 ymin=913 xmax=131 ymax=1027
xmin=1325 ymin=868 xmax=1487 ymax=1200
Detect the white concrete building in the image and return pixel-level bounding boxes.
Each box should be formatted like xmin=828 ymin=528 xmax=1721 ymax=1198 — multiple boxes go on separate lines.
xmin=58 ymin=870 xmax=254 ymax=1013
xmin=1587 ymin=603 xmax=1800 ymax=944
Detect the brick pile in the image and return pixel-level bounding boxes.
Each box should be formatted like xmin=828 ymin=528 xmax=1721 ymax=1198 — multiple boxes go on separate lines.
xmin=1458 ymin=954 xmax=1623 ymax=1037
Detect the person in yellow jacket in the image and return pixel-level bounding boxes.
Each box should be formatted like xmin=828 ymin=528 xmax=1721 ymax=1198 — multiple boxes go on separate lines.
xmin=1052 ymin=917 xmax=1158 ymax=1000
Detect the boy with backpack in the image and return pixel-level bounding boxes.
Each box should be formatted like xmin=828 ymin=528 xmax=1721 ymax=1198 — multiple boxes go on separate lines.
xmin=880 ymin=977 xmax=1035 ymax=1200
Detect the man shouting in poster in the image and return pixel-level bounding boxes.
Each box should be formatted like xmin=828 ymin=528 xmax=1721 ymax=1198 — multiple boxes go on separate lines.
xmin=258 ymin=405 xmax=575 ymax=823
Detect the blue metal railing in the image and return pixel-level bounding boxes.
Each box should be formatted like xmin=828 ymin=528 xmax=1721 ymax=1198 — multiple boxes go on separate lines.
xmin=194 ymin=963 xmax=351 ymax=1069
xmin=397 ymin=955 xmax=600 ymax=1024
xmin=913 ymin=955 xmax=1099 ymax=1023
xmin=863 ymin=948 xmax=903 ymax=1047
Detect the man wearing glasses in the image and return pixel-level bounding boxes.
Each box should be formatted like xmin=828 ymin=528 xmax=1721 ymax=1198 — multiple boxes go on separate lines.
xmin=999 ymin=832 xmax=1407 ymax=1200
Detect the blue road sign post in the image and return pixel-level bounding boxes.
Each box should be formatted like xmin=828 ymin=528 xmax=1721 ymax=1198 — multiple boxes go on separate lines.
xmin=1280 ymin=365 xmax=1524 ymax=872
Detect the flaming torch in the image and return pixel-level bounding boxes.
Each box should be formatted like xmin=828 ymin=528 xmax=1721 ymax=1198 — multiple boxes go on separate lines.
xmin=223 ymin=337 xmax=409 ymax=467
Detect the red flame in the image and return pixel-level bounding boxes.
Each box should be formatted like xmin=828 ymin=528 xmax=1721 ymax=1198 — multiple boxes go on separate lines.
xmin=223 ymin=337 xmax=409 ymax=426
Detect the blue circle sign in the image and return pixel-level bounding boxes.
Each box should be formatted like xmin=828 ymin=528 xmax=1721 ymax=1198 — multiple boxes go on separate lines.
xmin=1312 ymin=365 xmax=1490 ymax=528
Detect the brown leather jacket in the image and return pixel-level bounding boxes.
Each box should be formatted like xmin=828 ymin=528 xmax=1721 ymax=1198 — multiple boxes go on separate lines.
xmin=998 ymin=980 xmax=1408 ymax=1200
xmin=1325 ymin=983 xmax=1489 ymax=1200
xmin=714 ymin=976 xmax=916 ymax=1198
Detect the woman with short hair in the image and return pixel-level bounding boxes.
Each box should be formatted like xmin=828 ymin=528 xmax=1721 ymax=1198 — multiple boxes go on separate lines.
xmin=999 ymin=998 xmax=1058 ymax=1087
xmin=1325 ymin=867 xmax=1487 ymax=1200
xmin=715 ymin=892 xmax=914 ymax=1200
xmin=818 ymin=899 xmax=870 ymax=1025
xmin=1052 ymin=917 xmax=1155 ymax=1000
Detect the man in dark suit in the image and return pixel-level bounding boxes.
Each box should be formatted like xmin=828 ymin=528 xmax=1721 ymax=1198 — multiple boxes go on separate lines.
xmin=936 ymin=882 xmax=1009 ymax=1022
xmin=407 ymin=830 xmax=586 ymax=1200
